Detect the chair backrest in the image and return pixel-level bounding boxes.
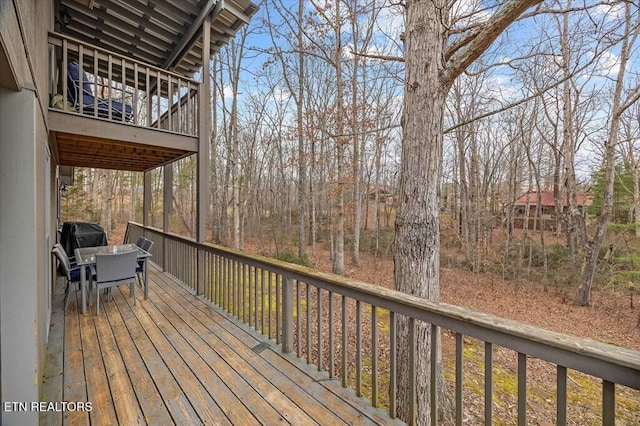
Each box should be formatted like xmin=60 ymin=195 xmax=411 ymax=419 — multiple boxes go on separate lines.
xmin=135 ymin=237 xmax=146 ymax=248
xmin=140 ymin=238 xmax=154 ymax=252
xmin=67 ymin=61 xmax=94 ymax=106
xmin=51 ymin=245 xmax=71 ymax=279
xmin=95 ymin=251 xmax=138 ymax=284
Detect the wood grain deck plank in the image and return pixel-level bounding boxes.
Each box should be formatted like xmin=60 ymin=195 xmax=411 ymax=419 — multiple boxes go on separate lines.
xmin=62 ymin=291 xmax=90 ymax=425
xmin=153 ymin=272 xmax=348 ymax=425
xmin=77 ymin=299 xmax=119 ymax=425
xmin=162 ymin=275 xmax=400 ymax=425
xmin=101 ymin=295 xmax=174 ymax=425
xmin=149 ymin=278 xmax=301 ymax=425
xmin=41 ymin=287 xmax=66 ymax=426
xmin=45 ymin=266 xmax=399 ymax=426
xmin=114 ymin=288 xmax=233 ymax=425
xmin=113 ymin=288 xmax=202 ymax=425
xmin=93 ymin=295 xmax=146 ymax=425
xmin=129 ymin=286 xmax=263 ymax=425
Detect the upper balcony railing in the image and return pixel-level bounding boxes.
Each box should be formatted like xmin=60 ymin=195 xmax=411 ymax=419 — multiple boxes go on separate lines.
xmin=48 ymin=32 xmax=200 ymax=137
xmin=125 ymin=222 xmax=640 ymax=425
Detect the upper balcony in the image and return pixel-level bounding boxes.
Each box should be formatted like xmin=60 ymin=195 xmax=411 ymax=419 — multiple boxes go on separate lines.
xmin=48 ymin=32 xmax=201 ymax=171
xmin=47 ymin=0 xmax=258 ymax=172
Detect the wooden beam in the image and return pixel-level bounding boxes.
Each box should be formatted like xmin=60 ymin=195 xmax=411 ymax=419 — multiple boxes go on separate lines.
xmin=49 ymin=110 xmax=198 ymax=152
xmin=163 ymin=0 xmax=220 ymax=70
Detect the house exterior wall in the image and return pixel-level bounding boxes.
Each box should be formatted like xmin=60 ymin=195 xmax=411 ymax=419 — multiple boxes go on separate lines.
xmin=0 ymin=1 xmax=54 ymax=424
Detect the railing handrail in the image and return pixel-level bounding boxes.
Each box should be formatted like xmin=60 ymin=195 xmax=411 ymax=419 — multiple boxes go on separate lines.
xmin=48 ymin=32 xmax=200 ymax=85
xmin=127 ymin=222 xmax=640 ymax=391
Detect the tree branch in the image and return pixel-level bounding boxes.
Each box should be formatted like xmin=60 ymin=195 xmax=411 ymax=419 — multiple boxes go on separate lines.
xmin=442 ymin=0 xmax=544 ymax=88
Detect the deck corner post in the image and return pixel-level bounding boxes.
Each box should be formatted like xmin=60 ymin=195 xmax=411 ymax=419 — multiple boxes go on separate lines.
xmin=282 ymin=275 xmax=294 ymax=353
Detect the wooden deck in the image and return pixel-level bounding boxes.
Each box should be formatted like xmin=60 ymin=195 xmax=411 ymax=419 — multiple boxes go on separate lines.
xmin=41 ymin=265 xmax=402 ymax=425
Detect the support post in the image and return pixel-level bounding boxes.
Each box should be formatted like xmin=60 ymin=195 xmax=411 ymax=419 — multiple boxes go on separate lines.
xmin=196 ymin=14 xmax=211 ymax=295
xmin=143 ymin=170 xmax=151 ymax=228
xmin=163 ymin=163 xmax=172 ymax=271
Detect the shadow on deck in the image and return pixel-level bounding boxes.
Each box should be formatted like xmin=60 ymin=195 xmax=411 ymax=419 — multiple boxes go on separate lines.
xmin=41 ymin=265 xmax=401 ymax=425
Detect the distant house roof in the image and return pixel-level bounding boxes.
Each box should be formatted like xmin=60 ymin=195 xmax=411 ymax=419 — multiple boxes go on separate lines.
xmin=514 ymin=191 xmax=591 ymax=207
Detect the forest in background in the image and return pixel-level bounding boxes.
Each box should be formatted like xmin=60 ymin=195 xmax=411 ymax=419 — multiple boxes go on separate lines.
xmin=60 ymin=0 xmax=640 ymax=315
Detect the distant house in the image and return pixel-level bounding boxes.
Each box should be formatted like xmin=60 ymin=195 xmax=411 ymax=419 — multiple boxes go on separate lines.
xmin=512 ymin=190 xmax=591 ymax=231
xmin=367 ymin=185 xmax=394 ymax=204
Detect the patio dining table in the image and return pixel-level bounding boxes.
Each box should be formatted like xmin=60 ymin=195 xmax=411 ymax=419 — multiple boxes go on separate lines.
xmin=74 ymin=243 xmax=152 ymax=314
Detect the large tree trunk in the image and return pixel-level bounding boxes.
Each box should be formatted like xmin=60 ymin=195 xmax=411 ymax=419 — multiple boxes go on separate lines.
xmin=394 ymin=1 xmax=450 ymax=423
xmin=395 ymin=0 xmax=542 ymax=422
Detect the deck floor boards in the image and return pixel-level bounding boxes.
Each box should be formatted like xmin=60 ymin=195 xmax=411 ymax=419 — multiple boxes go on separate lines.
xmin=42 ymin=266 xmax=403 ymax=425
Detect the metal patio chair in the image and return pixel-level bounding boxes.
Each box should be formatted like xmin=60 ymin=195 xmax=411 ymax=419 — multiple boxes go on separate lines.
xmin=52 ymin=244 xmax=93 ymax=311
xmin=93 ymin=250 xmax=138 ymax=315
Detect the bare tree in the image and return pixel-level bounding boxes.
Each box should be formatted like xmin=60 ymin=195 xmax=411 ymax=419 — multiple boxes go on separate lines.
xmin=395 ymin=0 xmax=542 ymax=423
xmin=576 ymin=1 xmax=640 ymax=306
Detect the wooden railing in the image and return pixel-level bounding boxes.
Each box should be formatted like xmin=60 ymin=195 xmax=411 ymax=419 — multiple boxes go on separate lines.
xmin=48 ymin=32 xmax=199 ymax=136
xmin=125 ymin=222 xmax=640 ymax=425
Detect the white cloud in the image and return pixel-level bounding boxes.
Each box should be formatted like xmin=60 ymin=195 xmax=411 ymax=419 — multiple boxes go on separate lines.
xmin=222 ymin=85 xmax=235 ymax=100
xmin=592 ymin=3 xmax=625 ymax=21
xmin=597 ymin=50 xmax=620 ymax=76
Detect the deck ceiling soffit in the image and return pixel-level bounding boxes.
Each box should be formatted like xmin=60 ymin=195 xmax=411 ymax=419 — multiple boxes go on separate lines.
xmin=55 ymin=131 xmax=192 ymax=172
xmin=58 ymin=0 xmax=258 ymax=77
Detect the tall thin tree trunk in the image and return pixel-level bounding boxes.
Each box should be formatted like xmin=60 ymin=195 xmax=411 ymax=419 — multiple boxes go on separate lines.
xmin=332 ymin=0 xmax=345 ymax=275
xmin=297 ymin=0 xmax=307 ymax=258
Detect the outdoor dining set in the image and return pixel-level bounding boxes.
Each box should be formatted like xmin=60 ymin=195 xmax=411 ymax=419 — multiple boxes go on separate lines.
xmin=51 ymin=222 xmax=152 ymax=315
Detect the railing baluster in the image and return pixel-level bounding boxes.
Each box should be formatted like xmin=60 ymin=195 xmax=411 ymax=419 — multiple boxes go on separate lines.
xmin=145 ymin=68 xmax=150 ymax=127
xmin=235 ymin=259 xmax=239 ymax=317
xmin=329 ymin=291 xmax=334 ymax=379
xmin=62 ymin=39 xmax=68 ymax=109
xmin=108 ymin=54 xmax=113 ymax=120
xmin=356 ymin=300 xmax=362 ymax=396
xmin=93 ymin=49 xmax=98 ymax=116
xmin=167 ymin=74 xmax=172 ymax=131
xmin=276 ymin=273 xmax=281 ymax=344
xmin=78 ymin=45 xmax=84 ymax=115
xmin=282 ymin=275 xmax=293 ymax=352
xmin=261 ymin=268 xmax=266 ymax=336
xmin=306 ymin=282 xmax=311 ymax=364
xmin=518 ymin=352 xmax=527 ymax=426
xmin=268 ymin=271 xmax=273 ymax=339
xmin=431 ymin=324 xmax=438 ymax=425
xmin=602 ymin=380 xmax=615 ymax=426
xmin=134 ymin=62 xmax=138 ymax=124
xmin=177 ymin=78 xmax=182 ymax=132
xmin=455 ymin=332 xmax=463 ymax=426
xmin=317 ymin=287 xmax=323 ymax=371
xmin=224 ymin=256 xmax=228 ymax=309
xmin=341 ymin=295 xmax=348 ymax=387
xmin=121 ymin=57 xmax=126 ymax=123
xmin=247 ymin=264 xmax=251 ymax=325
xmin=485 ymin=342 xmax=493 ymax=425
xmin=156 ymin=72 xmax=161 ymax=128
xmin=213 ymin=254 xmax=222 ymax=306
xmin=371 ymin=305 xmax=378 ymax=407
xmin=242 ymin=263 xmax=251 ymax=322
xmin=409 ymin=317 xmax=416 ymax=426
xmin=296 ymin=280 xmax=301 ymax=358
xmin=389 ymin=311 xmax=396 ymax=419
